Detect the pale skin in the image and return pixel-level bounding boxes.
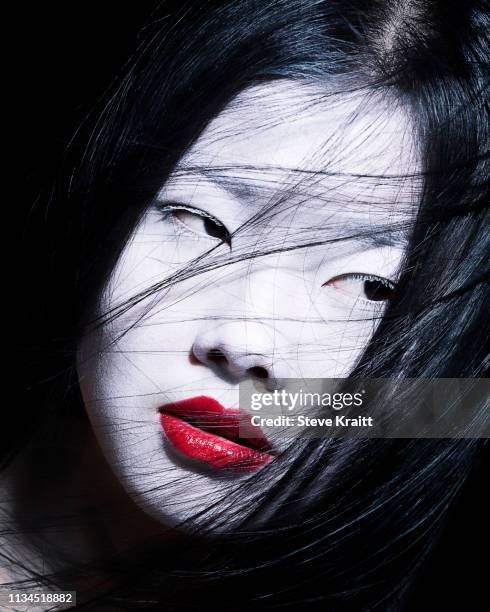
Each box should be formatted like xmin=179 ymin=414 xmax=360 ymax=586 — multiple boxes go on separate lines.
xmin=78 ymin=82 xmax=419 ymax=527
xmin=1 ymin=81 xmax=420 ymax=584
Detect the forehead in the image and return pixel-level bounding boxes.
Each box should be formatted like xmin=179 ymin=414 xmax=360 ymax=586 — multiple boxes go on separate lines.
xmin=182 ymin=81 xmax=419 ymax=181
xmin=162 ymin=81 xmax=421 ymax=250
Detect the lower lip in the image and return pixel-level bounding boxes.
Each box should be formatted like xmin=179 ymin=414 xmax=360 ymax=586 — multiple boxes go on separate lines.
xmin=159 ymin=413 xmax=273 ymax=472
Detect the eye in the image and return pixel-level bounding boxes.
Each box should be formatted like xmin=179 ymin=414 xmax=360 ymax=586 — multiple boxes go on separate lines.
xmin=324 ymin=273 xmax=396 ymax=302
xmin=158 ymin=202 xmax=231 ymax=247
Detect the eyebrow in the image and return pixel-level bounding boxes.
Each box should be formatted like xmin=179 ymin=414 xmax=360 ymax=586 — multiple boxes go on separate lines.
xmin=344 ymin=225 xmax=410 ymax=249
xmin=178 ymin=166 xmax=283 ymax=201
xmin=175 ymin=168 xmax=412 ymax=249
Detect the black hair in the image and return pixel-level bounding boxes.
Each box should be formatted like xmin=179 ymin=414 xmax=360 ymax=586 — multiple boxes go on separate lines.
xmin=5 ymin=1 xmax=489 ymax=610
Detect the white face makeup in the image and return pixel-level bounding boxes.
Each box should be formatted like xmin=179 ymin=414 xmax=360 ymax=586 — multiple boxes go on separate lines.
xmin=77 ymin=82 xmax=419 ymax=529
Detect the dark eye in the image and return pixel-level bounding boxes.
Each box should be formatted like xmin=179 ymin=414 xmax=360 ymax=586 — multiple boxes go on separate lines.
xmin=159 ymin=203 xmax=231 ymax=247
xmin=324 ymin=273 xmax=396 ymax=303
xmin=363 ymin=278 xmax=395 ymax=301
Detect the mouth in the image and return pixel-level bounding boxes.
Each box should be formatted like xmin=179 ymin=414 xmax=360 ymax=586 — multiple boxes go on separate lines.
xmin=158 ymin=395 xmax=274 ymax=472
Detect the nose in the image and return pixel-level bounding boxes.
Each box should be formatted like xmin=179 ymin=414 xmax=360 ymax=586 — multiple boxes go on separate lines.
xmin=189 ymin=255 xmax=300 ymax=383
xmin=191 ymin=323 xmax=290 ymax=384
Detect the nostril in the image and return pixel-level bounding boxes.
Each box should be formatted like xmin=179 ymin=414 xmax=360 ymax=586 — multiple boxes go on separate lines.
xmin=204 ymin=348 xmax=269 ymax=379
xmin=249 ymin=366 xmax=269 ymax=379
xmin=189 ymin=349 xmax=202 ymax=365
xmin=207 ymin=348 xmax=228 ymax=366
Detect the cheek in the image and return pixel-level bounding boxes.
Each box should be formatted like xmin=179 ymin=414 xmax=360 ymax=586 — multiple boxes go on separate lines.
xmin=75 ymin=214 xmax=190 ymax=409
xmin=77 ymin=330 xmax=167 ymax=497
xmin=286 ymin=317 xmax=378 ymax=378
xmin=98 ymin=211 xmax=190 ymax=315
xmin=278 ymin=277 xmax=383 ymax=377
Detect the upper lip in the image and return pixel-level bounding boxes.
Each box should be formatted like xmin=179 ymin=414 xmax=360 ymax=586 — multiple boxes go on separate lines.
xmin=158 ymin=395 xmax=274 ymax=453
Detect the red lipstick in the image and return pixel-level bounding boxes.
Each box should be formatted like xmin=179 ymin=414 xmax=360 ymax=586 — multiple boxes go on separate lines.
xmin=159 ymin=396 xmax=274 ymax=472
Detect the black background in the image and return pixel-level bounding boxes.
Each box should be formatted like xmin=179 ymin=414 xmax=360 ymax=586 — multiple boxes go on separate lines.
xmin=20 ymin=2 xmax=159 ymax=202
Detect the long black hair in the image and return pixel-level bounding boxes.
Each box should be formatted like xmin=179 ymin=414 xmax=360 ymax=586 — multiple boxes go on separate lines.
xmin=6 ymin=0 xmax=489 ymax=610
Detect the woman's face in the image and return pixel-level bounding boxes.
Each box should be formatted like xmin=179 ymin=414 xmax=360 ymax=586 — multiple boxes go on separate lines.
xmin=77 ymin=82 xmax=418 ymax=528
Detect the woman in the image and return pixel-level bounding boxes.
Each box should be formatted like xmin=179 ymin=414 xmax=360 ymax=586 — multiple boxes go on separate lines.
xmin=3 ymin=0 xmax=489 ymax=610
